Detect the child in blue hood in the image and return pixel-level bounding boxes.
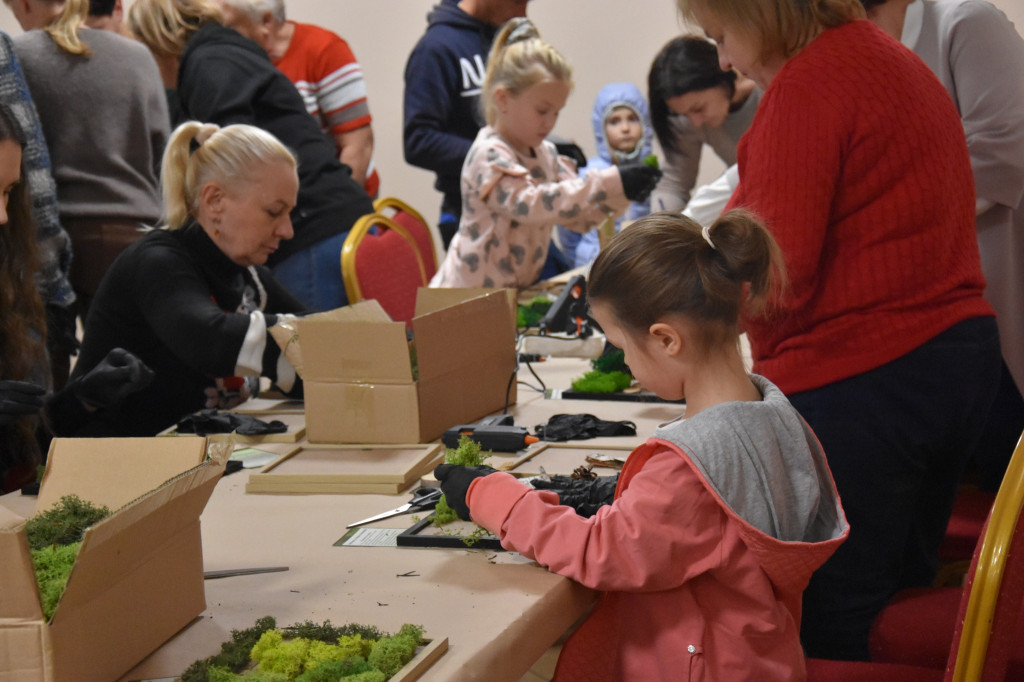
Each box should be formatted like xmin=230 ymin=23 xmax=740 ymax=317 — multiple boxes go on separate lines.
xmin=556 ymin=83 xmax=653 ymax=269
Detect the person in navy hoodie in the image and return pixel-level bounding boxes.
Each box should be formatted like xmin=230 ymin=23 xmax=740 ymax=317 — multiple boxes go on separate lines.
xmin=402 ymin=0 xmax=529 ymax=249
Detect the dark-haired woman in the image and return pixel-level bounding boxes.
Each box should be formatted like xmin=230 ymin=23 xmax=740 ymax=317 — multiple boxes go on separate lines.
xmin=0 ymin=103 xmax=48 ymax=492
xmin=647 ymin=35 xmax=761 ymax=213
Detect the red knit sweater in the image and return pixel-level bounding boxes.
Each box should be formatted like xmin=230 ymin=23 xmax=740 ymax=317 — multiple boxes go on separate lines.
xmin=728 ymin=20 xmax=992 ymax=394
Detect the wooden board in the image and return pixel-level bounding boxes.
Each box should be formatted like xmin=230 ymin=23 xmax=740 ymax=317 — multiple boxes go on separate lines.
xmin=245 ymin=443 xmax=445 ymax=495
xmin=496 ymin=442 xmax=634 ymax=477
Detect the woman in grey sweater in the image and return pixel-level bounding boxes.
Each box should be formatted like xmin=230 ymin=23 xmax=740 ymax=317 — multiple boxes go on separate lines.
xmin=7 ymin=0 xmax=170 ymax=318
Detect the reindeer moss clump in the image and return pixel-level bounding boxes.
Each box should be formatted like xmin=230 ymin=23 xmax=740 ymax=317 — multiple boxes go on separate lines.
xmin=25 ymin=494 xmax=112 ymax=620
xmin=25 ymin=494 xmax=110 ymax=549
xmin=180 ymin=618 xmax=424 ymax=682
xmin=571 ymin=370 xmax=633 ymax=394
xmin=570 ymin=349 xmax=634 ymax=394
xmin=432 ymin=434 xmax=490 ymax=527
xmin=517 ymin=296 xmax=553 ymax=328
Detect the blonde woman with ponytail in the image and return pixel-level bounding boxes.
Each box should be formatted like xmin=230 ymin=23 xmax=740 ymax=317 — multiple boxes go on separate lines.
xmin=677 ymin=0 xmax=1002 ymax=662
xmin=434 ymin=210 xmax=849 ymax=681
xmin=62 ymin=121 xmax=307 ymax=438
xmin=5 ymin=0 xmax=170 ymax=324
xmin=125 ymin=0 xmax=375 ymax=312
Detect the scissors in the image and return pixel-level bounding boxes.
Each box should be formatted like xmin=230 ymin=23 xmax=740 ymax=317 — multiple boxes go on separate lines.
xmin=346 ymin=487 xmax=444 ymax=528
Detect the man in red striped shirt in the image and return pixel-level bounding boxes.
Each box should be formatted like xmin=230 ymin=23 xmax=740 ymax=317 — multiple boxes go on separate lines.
xmin=217 ymin=0 xmax=380 ymax=198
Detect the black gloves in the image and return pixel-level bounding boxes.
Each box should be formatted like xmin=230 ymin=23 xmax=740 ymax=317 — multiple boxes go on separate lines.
xmin=553 ymin=140 xmax=588 ymax=169
xmin=531 ymin=474 xmax=619 ymax=518
xmin=0 ymin=380 xmax=45 ymax=426
xmin=619 ymin=164 xmax=662 ymax=202
xmin=71 ymin=348 xmax=155 ymax=410
xmin=176 ymin=409 xmax=288 ymax=436
xmin=534 ymin=413 xmax=637 ymax=442
xmin=433 ymin=464 xmax=498 ymax=521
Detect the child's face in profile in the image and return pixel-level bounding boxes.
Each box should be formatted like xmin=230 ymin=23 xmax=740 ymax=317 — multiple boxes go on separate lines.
xmin=495 ymin=78 xmax=571 ymax=156
xmin=604 ymin=106 xmax=643 ymax=156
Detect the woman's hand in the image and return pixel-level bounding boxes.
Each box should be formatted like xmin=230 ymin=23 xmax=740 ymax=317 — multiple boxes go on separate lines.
xmin=0 ymin=380 xmax=46 ymax=426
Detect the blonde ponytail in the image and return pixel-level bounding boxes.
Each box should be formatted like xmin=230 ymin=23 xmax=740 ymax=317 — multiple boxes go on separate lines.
xmin=44 ymin=0 xmax=90 ymax=56
xmin=161 ymin=120 xmax=297 ymax=230
xmin=481 ymin=18 xmax=572 ymax=126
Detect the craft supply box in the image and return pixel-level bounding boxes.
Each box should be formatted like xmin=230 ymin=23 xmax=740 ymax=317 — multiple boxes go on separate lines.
xmin=0 ymin=437 xmax=223 ymax=682
xmin=298 ymin=288 xmax=517 ymax=444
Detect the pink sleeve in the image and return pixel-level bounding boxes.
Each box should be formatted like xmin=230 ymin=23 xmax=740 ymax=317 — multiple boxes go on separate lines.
xmin=467 ymin=451 xmax=728 ymax=592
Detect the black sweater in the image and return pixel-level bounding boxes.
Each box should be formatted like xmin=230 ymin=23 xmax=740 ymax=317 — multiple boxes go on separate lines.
xmin=176 ymin=23 xmax=374 ymax=264
xmin=56 ymin=225 xmax=306 ymax=436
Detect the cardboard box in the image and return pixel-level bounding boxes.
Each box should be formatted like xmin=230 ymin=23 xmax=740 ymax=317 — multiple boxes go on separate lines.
xmin=0 ymin=437 xmax=224 ymax=682
xmin=298 ymin=288 xmax=517 ymax=444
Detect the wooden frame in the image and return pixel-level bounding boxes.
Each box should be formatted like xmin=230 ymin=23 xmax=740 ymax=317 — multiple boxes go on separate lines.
xmin=245 ymin=443 xmax=445 ymax=495
xmin=397 ymin=515 xmax=504 ymax=552
xmin=497 ymin=442 xmax=635 ymax=476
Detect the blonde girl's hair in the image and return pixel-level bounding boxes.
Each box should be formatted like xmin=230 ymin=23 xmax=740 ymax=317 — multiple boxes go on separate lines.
xmin=37 ymin=0 xmax=90 ymax=56
xmin=125 ymin=0 xmax=224 ymax=57
xmin=676 ymin=0 xmax=865 ymax=63
xmin=481 ymin=17 xmax=573 ymax=126
xmin=161 ymin=121 xmax=297 ymax=230
xmin=588 ymin=210 xmax=787 ymax=352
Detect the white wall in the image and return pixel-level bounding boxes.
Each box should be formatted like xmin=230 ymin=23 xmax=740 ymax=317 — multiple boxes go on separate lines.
xmin=2 ymin=0 xmax=1021 ymax=238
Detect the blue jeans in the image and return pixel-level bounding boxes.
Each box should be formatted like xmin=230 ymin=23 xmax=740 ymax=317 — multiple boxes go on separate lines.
xmin=272 ymin=232 xmax=349 ymax=312
xmin=796 ymin=316 xmax=1001 ymax=660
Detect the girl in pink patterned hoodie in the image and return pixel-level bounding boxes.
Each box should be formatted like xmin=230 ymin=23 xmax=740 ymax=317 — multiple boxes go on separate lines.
xmin=435 ymin=211 xmax=849 ymax=681
xmin=429 ymin=18 xmax=661 ymax=289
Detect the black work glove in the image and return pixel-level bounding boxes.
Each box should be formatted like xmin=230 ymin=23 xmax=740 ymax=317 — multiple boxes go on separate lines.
xmin=176 ymin=409 xmax=287 ymax=436
xmin=531 ymin=474 xmax=619 ymax=518
xmin=71 ymin=348 xmax=155 ymax=409
xmin=0 ymin=380 xmax=45 ymax=426
xmin=553 ymin=140 xmax=588 ymax=169
xmin=433 ymin=464 xmax=498 ymax=521
xmin=618 ymin=164 xmax=662 ymax=202
xmin=46 ymin=302 xmax=80 ymax=358
xmin=534 ymin=413 xmax=637 ymax=442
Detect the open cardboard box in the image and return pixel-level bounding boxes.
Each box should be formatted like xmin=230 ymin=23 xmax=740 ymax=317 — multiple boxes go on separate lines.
xmin=296 ymin=288 xmax=517 ymax=444
xmin=0 ymin=437 xmax=225 ymax=682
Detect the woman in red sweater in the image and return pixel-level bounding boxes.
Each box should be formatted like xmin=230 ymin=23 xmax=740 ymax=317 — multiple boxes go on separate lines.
xmin=679 ymin=0 xmax=1001 ymax=661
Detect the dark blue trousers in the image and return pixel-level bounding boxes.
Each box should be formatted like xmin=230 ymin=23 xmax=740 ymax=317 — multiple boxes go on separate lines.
xmin=796 ymin=316 xmax=1001 ymax=660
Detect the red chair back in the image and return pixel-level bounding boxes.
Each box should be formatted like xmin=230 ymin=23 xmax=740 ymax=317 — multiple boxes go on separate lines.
xmin=341 ymin=214 xmax=428 ymax=324
xmin=373 ymin=197 xmax=438 ymax=281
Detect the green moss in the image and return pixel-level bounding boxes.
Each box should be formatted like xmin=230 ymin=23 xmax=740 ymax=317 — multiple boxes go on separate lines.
xmin=430 ymin=495 xmax=459 ymax=527
xmin=366 ymin=625 xmax=424 ymax=678
xmin=516 ymin=296 xmax=553 ymax=328
xmin=591 ymin=348 xmax=630 ymax=375
xmin=251 ymin=632 xmax=310 ymax=677
xmin=25 ymin=494 xmax=111 ymax=550
xmin=571 ymin=369 xmax=633 ymax=394
xmin=184 ymin=620 xmax=424 ymax=681
xmin=30 ymin=542 xmax=79 ymax=620
xmin=180 ymin=616 xmax=279 ymax=681
xmin=642 ymin=153 xmax=660 ymax=168
xmin=283 ymin=620 xmax=385 ymax=644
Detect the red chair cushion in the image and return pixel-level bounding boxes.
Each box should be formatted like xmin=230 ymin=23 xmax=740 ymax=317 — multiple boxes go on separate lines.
xmin=868 ymin=586 xmax=960 ymax=669
xmin=806 ymin=657 xmax=944 ymax=682
xmin=940 ymin=486 xmax=996 ymax=561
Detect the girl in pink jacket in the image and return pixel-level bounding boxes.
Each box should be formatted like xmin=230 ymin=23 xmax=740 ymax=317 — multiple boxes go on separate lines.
xmin=435 ymin=211 xmax=849 ymax=681
xmin=429 ymin=18 xmax=660 ymax=289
